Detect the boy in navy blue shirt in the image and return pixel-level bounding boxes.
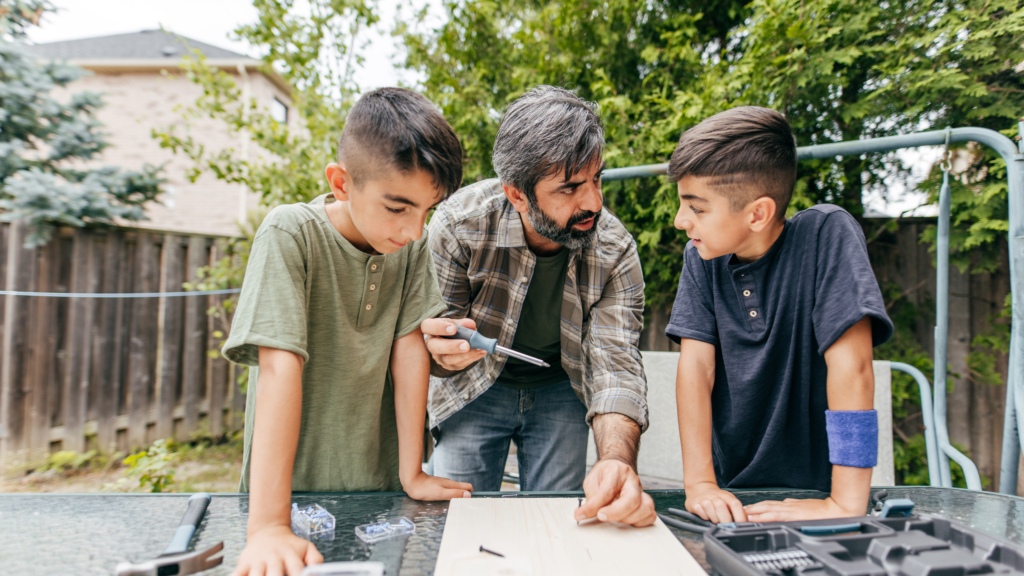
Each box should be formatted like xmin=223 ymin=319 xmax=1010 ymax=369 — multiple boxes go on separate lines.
xmin=667 ymin=107 xmax=894 ymax=523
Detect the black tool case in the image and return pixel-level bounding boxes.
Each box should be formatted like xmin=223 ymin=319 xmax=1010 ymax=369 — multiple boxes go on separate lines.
xmin=704 ymin=514 xmax=1024 ymax=576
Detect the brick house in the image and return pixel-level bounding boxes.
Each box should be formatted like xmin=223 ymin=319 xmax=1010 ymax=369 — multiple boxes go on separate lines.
xmin=24 ymin=30 xmax=292 ymax=237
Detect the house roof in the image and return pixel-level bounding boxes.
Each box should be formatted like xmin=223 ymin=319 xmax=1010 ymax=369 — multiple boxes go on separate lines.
xmin=24 ymin=29 xmax=247 ymax=60
xmin=23 ymin=29 xmax=290 ymax=95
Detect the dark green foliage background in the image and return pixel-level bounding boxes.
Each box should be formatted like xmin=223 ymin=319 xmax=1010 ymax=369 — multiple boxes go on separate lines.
xmin=401 ymin=0 xmax=1022 ymax=487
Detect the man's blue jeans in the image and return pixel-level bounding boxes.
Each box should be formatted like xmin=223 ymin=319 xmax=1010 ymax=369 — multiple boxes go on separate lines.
xmin=432 ymin=380 xmax=589 ymax=492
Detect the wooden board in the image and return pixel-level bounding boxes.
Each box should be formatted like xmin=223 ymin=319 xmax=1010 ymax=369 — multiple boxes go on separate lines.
xmin=435 ymin=498 xmax=706 ymax=576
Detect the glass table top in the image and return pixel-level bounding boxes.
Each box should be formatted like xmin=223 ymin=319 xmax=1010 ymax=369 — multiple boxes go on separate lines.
xmin=1 ymin=487 xmax=1020 ymax=575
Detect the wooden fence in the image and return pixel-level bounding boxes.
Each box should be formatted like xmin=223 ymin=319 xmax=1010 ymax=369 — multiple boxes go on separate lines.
xmin=0 ymin=220 xmax=245 ymax=464
xmin=0 ymin=215 xmax=1012 ymax=488
xmin=640 ymin=217 xmax=1013 ymax=491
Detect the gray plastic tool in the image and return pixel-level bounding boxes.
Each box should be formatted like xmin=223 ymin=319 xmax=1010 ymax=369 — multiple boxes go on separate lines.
xmin=877 ymin=498 xmax=915 ymax=518
xmin=442 ymin=325 xmax=550 ymax=367
xmin=666 ymin=507 xmax=714 ymax=527
xmin=658 ymin=513 xmax=709 ymax=533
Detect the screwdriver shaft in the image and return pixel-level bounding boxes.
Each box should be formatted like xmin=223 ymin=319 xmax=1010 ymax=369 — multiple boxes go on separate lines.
xmin=495 ymin=345 xmax=550 ymax=367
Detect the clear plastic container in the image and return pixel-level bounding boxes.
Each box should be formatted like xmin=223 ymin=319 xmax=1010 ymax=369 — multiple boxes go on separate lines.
xmin=291 ymin=503 xmax=336 ymax=541
xmin=354 ymin=517 xmax=415 ymax=544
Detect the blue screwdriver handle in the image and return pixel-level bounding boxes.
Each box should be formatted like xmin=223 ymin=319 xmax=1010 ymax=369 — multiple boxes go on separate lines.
xmin=442 ymin=325 xmax=497 ymax=353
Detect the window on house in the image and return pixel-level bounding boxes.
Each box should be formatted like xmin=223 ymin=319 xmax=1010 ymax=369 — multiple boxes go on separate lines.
xmin=271 ymin=98 xmax=289 ymax=124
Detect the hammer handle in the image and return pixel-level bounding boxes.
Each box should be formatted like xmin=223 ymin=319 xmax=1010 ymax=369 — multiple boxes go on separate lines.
xmin=163 ymin=492 xmax=211 ymax=556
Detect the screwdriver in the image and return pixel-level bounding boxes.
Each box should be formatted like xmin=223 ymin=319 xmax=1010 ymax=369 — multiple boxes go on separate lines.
xmin=442 ymin=325 xmax=551 ymax=368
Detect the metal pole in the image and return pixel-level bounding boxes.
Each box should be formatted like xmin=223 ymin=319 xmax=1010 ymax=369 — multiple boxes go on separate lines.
xmin=1004 ymin=120 xmax=1024 ymax=494
xmin=605 ymin=127 xmax=1019 ymax=179
xmin=934 ymin=135 xmax=954 ymax=487
xmin=999 ymin=372 xmax=1019 ymax=492
xmin=604 ymin=126 xmax=1021 ymax=493
xmin=890 ymin=362 xmax=941 ymax=486
xmin=602 ymin=163 xmax=669 ymax=182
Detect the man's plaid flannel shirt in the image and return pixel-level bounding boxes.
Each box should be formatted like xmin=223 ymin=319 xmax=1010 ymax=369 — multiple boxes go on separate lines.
xmin=427 ymin=179 xmax=649 ymax=433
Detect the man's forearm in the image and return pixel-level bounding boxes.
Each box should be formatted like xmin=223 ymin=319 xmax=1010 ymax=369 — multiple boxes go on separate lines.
xmin=592 ymin=413 xmax=641 ymax=469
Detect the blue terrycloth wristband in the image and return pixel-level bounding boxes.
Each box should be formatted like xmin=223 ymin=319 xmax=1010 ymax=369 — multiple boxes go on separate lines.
xmin=824 ymin=410 xmax=878 ymax=468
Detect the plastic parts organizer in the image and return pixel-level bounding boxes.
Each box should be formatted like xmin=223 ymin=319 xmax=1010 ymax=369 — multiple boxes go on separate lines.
xmin=704 ymin=513 xmax=1024 ymax=576
xmin=291 ymin=503 xmax=336 ymax=541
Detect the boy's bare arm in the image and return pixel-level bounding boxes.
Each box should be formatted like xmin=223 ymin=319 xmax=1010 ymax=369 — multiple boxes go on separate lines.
xmin=745 ymin=317 xmax=875 ymax=522
xmin=679 ymin=338 xmax=747 ymax=523
xmin=391 ymin=328 xmax=474 ymax=500
xmin=232 ymin=347 xmax=323 ymax=576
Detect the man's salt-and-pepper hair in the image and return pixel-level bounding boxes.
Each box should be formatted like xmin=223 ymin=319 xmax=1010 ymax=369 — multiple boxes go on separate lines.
xmin=492 ymin=86 xmax=604 ymax=201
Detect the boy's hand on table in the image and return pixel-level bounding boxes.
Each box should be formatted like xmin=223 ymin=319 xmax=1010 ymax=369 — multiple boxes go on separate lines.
xmin=575 ymin=458 xmax=656 ymax=527
xmin=744 ymin=496 xmax=859 ymax=522
xmin=402 ymin=470 xmax=473 ymax=501
xmin=685 ymin=482 xmax=747 ymax=523
xmin=421 ymin=317 xmax=488 ymax=373
xmin=232 ymin=524 xmax=323 ymax=576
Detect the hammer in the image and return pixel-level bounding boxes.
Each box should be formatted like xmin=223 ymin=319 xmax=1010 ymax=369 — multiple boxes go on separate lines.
xmin=116 ymin=492 xmax=224 ymax=576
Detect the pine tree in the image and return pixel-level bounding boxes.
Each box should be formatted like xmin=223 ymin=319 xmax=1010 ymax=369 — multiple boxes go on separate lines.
xmin=0 ymin=0 xmax=163 ymax=247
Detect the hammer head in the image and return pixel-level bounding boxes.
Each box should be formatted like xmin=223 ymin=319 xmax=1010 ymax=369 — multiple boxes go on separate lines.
xmin=115 ymin=541 xmax=224 ymax=576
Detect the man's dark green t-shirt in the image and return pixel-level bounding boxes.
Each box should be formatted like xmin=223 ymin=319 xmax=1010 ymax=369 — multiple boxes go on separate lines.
xmin=496 ymin=248 xmax=571 ymax=389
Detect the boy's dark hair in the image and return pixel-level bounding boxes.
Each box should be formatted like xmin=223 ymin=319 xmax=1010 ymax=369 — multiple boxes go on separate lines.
xmin=667 ymin=107 xmax=797 ymax=220
xmin=338 ymin=87 xmax=463 ymax=198
xmin=492 ymin=86 xmax=603 ymax=203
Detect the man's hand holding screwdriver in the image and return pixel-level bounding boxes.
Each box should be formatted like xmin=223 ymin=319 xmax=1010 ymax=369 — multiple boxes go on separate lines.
xmin=421 ymin=318 xmax=489 ymax=375
xmin=422 ymin=318 xmax=551 ymax=374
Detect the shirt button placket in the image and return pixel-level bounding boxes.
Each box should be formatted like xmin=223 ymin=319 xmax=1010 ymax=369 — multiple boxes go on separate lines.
xmin=739 ymin=275 xmax=762 ymax=328
xmin=359 ymin=256 xmax=385 ymax=328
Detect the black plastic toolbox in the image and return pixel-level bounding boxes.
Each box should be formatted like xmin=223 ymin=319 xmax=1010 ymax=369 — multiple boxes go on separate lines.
xmin=704 ymin=514 xmax=1024 ymax=576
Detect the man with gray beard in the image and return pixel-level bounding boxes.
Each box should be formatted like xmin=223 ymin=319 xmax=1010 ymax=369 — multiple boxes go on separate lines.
xmin=419 ymin=86 xmax=654 ymax=526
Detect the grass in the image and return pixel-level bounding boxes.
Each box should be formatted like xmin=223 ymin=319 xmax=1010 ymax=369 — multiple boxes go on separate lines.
xmin=0 ymin=432 xmax=244 ymax=493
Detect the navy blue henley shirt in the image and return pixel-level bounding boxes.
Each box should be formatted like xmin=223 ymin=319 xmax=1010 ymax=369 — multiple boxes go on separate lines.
xmin=666 ymin=204 xmax=894 ymax=493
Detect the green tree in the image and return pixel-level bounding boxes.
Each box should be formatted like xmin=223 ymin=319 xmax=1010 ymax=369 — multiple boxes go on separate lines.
xmin=152 ymin=0 xmax=377 ymax=365
xmin=404 ymin=0 xmax=1023 ymax=486
xmin=403 ymin=0 xmax=1024 ymax=305
xmin=0 ymin=0 xmax=163 ymax=247
xmin=154 ymin=0 xmax=376 ymax=208
xmin=401 ymin=0 xmax=748 ymax=305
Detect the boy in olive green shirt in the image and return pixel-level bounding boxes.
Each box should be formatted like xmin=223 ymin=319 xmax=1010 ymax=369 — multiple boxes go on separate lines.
xmin=223 ymin=88 xmax=472 ymax=576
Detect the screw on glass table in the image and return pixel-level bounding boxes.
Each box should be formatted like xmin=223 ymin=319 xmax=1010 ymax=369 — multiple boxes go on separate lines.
xmin=2 ymin=487 xmax=1022 ymax=575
